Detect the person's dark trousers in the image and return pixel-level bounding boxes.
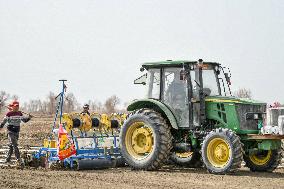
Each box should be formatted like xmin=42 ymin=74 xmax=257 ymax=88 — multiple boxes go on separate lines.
xmin=6 ymin=131 xmax=20 ymax=162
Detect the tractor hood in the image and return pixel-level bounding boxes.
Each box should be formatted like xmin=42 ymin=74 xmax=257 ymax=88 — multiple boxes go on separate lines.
xmin=205 ymin=96 xmax=266 ymax=105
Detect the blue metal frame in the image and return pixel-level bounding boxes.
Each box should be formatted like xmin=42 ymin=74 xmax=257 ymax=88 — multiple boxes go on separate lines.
xmin=33 ymin=134 xmax=122 ymax=169
xmin=52 ymin=80 xmax=67 ymax=130
xmin=33 ymin=80 xmax=122 ymax=169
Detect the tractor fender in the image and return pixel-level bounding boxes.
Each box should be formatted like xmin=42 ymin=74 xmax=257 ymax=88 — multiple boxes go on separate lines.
xmin=127 ymin=99 xmax=179 ymax=129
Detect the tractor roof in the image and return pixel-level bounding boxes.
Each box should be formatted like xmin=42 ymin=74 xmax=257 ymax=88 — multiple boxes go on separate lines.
xmin=142 ymin=60 xmax=220 ymax=69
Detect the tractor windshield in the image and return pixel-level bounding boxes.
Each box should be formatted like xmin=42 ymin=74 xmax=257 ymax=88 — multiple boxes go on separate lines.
xmin=202 ymin=69 xmax=221 ymax=96
xmin=193 ymin=65 xmax=221 ymax=97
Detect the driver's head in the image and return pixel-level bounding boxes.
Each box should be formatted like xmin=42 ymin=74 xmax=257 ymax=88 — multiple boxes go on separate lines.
xmin=179 ymin=70 xmax=186 ymax=81
xmin=83 ymin=104 xmax=89 ymax=111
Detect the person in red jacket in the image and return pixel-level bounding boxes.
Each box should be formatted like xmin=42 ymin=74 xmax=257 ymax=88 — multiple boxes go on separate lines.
xmin=0 ymin=101 xmax=31 ymax=166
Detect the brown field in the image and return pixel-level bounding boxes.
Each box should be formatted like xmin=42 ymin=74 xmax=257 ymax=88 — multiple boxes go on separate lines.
xmin=0 ymin=117 xmax=284 ymax=189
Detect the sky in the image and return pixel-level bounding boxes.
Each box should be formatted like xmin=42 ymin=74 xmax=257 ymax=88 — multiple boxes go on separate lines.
xmin=0 ymin=0 xmax=284 ymax=106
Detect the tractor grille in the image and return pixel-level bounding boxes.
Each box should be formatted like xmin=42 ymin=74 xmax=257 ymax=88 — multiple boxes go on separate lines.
xmin=235 ymin=104 xmax=266 ymax=130
xmin=270 ymin=109 xmax=284 ymax=126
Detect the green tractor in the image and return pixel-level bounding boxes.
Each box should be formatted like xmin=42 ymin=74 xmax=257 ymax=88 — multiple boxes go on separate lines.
xmin=120 ymin=59 xmax=284 ymax=174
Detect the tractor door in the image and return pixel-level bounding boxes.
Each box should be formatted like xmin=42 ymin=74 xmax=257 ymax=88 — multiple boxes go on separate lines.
xmin=162 ymin=67 xmax=190 ymax=128
xmin=191 ymin=63 xmax=222 ymax=127
xmin=191 ymin=69 xmax=201 ymax=127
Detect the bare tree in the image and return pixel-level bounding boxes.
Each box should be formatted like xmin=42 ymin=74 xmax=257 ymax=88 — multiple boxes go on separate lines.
xmin=41 ymin=101 xmax=48 ymax=113
xmin=20 ymin=92 xmax=81 ymax=114
xmin=64 ymin=93 xmax=79 ymax=113
xmin=104 ymin=95 xmax=120 ymax=113
xmin=22 ymin=102 xmax=29 ymax=112
xmin=47 ymin=92 xmax=56 ymax=114
xmin=234 ymin=88 xmax=252 ymax=99
xmin=87 ymin=100 xmax=103 ymax=113
xmin=0 ymin=91 xmax=10 ymax=112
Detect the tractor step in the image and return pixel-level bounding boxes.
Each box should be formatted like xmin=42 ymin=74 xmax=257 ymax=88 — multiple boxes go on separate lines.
xmin=246 ymin=134 xmax=284 ymax=140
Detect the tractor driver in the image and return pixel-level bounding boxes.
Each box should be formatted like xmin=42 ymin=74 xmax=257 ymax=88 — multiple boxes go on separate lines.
xmin=81 ymin=104 xmax=90 ymax=115
xmin=165 ymin=69 xmax=189 ymax=126
xmin=165 ymin=69 xmax=187 ymax=109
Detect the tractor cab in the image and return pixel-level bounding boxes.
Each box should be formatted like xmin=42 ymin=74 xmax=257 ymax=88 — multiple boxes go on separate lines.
xmin=134 ymin=59 xmax=231 ymax=129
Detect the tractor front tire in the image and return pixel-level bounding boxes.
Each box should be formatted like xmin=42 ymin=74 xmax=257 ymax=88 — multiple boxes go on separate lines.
xmin=120 ymin=109 xmax=172 ymax=170
xmin=243 ymin=146 xmax=283 ymax=172
xmin=201 ymin=128 xmax=243 ymax=174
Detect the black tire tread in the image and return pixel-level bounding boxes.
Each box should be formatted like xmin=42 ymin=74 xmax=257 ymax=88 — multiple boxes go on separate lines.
xmin=201 ymin=128 xmax=243 ymax=174
xmin=244 ymin=142 xmax=284 ymax=172
xmin=120 ymin=108 xmax=172 ymax=171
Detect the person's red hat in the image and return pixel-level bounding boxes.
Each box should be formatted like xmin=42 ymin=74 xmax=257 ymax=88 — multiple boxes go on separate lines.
xmin=10 ymin=100 xmax=19 ymax=107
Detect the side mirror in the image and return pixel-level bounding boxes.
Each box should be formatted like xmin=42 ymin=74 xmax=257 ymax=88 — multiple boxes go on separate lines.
xmin=224 ymin=73 xmax=231 ymax=85
xmin=134 ymin=74 xmax=147 ymax=85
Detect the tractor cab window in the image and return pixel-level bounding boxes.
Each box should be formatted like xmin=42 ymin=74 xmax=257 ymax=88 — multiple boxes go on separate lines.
xmin=163 ymin=67 xmax=189 ymax=128
xmin=164 ymin=68 xmax=187 ymax=105
xmin=202 ymin=69 xmax=220 ymax=96
xmin=193 ymin=65 xmax=220 ymax=97
xmin=146 ymin=69 xmax=160 ymax=99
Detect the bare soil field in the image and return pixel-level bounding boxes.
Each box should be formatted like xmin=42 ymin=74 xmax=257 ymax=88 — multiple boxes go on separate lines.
xmin=0 ymin=166 xmax=283 ymax=189
xmin=0 ymin=116 xmax=283 ymax=189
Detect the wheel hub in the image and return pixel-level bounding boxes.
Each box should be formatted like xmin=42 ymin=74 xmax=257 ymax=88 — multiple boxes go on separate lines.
xmin=125 ymin=122 xmax=154 ymax=159
xmin=132 ymin=128 xmax=153 ymax=154
xmin=207 ymin=138 xmax=231 ymax=168
xmin=214 ymin=144 xmax=229 ymax=162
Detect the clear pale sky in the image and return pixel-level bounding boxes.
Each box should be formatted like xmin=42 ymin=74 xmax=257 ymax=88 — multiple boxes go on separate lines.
xmin=0 ymin=0 xmax=283 ymax=106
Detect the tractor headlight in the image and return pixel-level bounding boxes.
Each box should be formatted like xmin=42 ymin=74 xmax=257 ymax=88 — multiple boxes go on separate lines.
xmin=253 ymin=114 xmax=259 ymax=120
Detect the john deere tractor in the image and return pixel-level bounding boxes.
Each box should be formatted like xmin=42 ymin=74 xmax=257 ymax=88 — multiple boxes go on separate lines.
xmin=120 ymin=59 xmax=284 ymax=174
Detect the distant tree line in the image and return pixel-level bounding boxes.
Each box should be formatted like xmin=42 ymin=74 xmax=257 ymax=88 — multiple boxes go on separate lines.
xmin=3 ymin=88 xmax=280 ymax=114
xmin=0 ymin=90 xmax=125 ymax=114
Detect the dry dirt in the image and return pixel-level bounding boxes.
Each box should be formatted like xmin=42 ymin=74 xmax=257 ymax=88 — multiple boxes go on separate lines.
xmin=0 ymin=116 xmax=283 ymax=189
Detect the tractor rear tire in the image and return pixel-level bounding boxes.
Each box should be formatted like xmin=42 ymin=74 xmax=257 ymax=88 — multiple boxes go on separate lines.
xmin=120 ymin=109 xmax=172 ymax=170
xmin=170 ymin=150 xmax=203 ymax=168
xmin=201 ymin=128 xmax=243 ymax=174
xmin=243 ymin=146 xmax=283 ymax=172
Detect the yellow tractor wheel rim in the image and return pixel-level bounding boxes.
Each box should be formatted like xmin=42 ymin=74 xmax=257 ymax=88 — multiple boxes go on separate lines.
xmin=249 ymin=150 xmax=272 ymax=166
xmin=125 ymin=122 xmax=153 ymax=160
xmin=175 ymin=152 xmax=194 ymax=158
xmin=207 ymin=138 xmax=231 ymax=168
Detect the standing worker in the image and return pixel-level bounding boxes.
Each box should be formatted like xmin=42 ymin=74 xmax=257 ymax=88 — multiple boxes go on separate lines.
xmin=80 ymin=104 xmax=91 ymax=137
xmin=0 ymin=100 xmax=32 ymax=167
xmin=81 ymin=104 xmax=90 ymax=115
